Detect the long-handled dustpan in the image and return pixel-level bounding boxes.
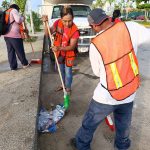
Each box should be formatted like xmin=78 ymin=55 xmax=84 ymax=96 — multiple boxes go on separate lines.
xmin=45 ymin=21 xmax=70 ymax=110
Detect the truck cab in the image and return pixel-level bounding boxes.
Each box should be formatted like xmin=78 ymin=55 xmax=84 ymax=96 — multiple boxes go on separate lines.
xmin=49 ymin=4 xmax=95 ymax=53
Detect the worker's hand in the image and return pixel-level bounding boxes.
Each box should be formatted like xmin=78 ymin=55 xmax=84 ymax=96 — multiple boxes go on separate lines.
xmin=52 ymin=46 xmax=60 ymax=52
xmin=24 ymin=28 xmax=29 ymax=34
xmin=42 ymin=15 xmax=48 ymax=22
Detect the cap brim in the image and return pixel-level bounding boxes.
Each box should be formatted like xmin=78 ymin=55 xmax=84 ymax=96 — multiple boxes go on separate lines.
xmin=90 ymin=16 xmax=109 ymax=26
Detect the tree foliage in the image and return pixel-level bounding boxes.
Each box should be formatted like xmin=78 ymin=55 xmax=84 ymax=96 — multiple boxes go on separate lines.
xmin=2 ymin=0 xmax=10 ymax=10
xmin=136 ymin=0 xmax=150 ymax=20
xmin=137 ymin=3 xmax=150 ymax=9
xmin=136 ymin=0 xmax=150 ymax=9
xmin=136 ymin=0 xmax=149 ymax=4
xmin=14 ymin=0 xmax=27 ymax=14
xmin=92 ymin=0 xmax=105 ymax=8
xmin=27 ymin=11 xmax=42 ymax=32
xmin=92 ymin=0 xmax=119 ymax=8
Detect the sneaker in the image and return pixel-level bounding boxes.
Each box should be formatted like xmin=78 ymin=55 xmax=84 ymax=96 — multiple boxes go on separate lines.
xmin=70 ymin=138 xmax=78 ymax=150
xmin=22 ymin=64 xmax=31 ymax=69
xmin=11 ymin=69 xmax=17 ymax=72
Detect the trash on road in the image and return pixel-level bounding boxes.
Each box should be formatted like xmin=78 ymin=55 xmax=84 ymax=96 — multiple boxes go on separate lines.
xmin=38 ymin=104 xmax=65 ymax=133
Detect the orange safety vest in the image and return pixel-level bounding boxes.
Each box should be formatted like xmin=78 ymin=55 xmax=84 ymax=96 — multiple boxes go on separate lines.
xmin=5 ymin=8 xmax=13 ymax=24
xmin=19 ymin=23 xmax=27 ymax=39
xmin=53 ymin=19 xmax=79 ymax=67
xmin=92 ymin=22 xmax=140 ymax=101
xmin=5 ymin=8 xmax=24 ymax=38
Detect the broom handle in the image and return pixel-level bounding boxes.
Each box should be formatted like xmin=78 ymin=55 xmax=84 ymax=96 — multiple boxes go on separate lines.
xmin=29 ymin=41 xmax=36 ymax=58
xmin=45 ymin=21 xmax=66 ymax=94
xmin=22 ymin=22 xmax=35 ymax=58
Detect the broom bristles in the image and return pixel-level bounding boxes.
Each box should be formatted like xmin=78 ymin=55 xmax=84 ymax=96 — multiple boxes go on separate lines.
xmin=64 ymin=94 xmax=70 ymax=109
xmin=31 ymin=59 xmax=42 ymax=64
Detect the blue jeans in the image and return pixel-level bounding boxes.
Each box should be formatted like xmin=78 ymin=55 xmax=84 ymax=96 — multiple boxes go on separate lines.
xmin=75 ymin=99 xmax=133 ymax=150
xmin=4 ymin=37 xmax=28 ymax=70
xmin=59 ymin=63 xmax=72 ymax=89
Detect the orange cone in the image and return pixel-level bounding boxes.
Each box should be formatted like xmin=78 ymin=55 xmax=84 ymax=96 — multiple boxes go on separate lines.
xmin=105 ymin=115 xmax=115 ymax=131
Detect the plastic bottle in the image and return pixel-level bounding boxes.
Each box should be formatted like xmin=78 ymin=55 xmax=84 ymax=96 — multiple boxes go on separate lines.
xmin=53 ymin=104 xmax=65 ymax=123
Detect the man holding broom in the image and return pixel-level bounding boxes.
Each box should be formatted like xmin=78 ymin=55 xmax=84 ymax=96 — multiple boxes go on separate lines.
xmin=71 ymin=8 xmax=150 ymax=150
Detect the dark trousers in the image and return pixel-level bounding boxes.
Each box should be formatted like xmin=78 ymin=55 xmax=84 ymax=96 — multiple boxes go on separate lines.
xmin=75 ymin=99 xmax=133 ymax=150
xmin=4 ymin=37 xmax=28 ymax=70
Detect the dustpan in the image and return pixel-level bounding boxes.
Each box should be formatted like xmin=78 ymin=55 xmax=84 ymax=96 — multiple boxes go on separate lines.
xmin=29 ymin=40 xmax=42 ymax=64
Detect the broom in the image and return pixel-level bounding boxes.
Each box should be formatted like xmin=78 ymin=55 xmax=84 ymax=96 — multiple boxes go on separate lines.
xmin=29 ymin=40 xmax=42 ymax=64
xmin=45 ymin=21 xmax=70 ymax=110
xmin=22 ymin=22 xmax=42 ymax=64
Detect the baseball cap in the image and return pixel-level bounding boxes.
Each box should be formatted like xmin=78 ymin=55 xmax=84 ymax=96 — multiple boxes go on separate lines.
xmin=88 ymin=8 xmax=109 ymax=25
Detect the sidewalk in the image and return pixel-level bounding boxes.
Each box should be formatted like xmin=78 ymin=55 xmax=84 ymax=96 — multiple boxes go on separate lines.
xmin=0 ymin=34 xmax=43 ymax=150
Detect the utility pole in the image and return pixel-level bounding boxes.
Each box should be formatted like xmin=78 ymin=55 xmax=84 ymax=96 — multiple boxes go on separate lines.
xmin=28 ymin=0 xmax=34 ymax=34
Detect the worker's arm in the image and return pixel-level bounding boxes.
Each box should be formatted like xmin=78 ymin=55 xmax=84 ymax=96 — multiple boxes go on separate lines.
xmin=54 ymin=38 xmax=78 ymax=51
xmin=126 ymin=21 xmax=150 ymax=54
xmin=89 ymin=43 xmax=101 ymax=77
xmin=52 ymin=30 xmax=79 ymax=51
xmin=11 ymin=9 xmax=24 ymax=24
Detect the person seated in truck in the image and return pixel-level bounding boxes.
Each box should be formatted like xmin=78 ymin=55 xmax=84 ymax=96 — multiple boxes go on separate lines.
xmin=43 ymin=5 xmax=80 ymax=95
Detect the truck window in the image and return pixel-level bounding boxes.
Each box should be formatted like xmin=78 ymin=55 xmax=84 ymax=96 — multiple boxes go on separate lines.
xmin=72 ymin=5 xmax=91 ymax=17
xmin=52 ymin=6 xmax=62 ymax=19
xmin=52 ymin=5 xmax=91 ymax=19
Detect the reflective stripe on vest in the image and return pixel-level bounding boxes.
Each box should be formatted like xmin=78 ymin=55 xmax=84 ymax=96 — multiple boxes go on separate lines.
xmin=92 ymin=22 xmax=140 ymax=101
xmin=129 ymin=52 xmax=139 ymax=76
xmin=110 ymin=63 xmax=123 ymax=89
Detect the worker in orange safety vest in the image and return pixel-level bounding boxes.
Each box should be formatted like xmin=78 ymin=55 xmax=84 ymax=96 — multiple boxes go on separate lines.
xmin=43 ymin=6 xmax=79 ymax=94
xmin=4 ymin=4 xmax=29 ymax=71
xmin=5 ymin=8 xmax=28 ymax=39
xmin=71 ymin=8 xmax=150 ymax=150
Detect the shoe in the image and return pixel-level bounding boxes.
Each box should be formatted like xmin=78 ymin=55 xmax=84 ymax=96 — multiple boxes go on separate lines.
xmin=70 ymin=138 xmax=78 ymax=150
xmin=11 ymin=69 xmax=17 ymax=72
xmin=22 ymin=63 xmax=31 ymax=69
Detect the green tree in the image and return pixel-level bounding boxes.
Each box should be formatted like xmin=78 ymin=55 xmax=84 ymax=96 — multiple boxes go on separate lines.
xmin=27 ymin=11 xmax=42 ymax=32
xmin=14 ymin=0 xmax=27 ymax=14
xmin=136 ymin=0 xmax=150 ymax=20
xmin=92 ymin=0 xmax=105 ymax=8
xmin=2 ymin=0 xmax=10 ymax=10
xmin=107 ymin=0 xmax=115 ymax=7
xmin=136 ymin=0 xmax=149 ymax=5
